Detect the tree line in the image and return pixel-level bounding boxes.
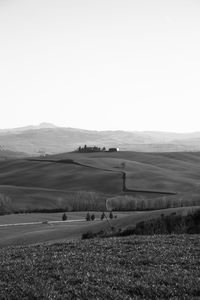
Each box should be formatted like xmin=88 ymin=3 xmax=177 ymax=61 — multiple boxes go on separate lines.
xmin=120 ymin=209 xmax=200 ymax=235
xmin=76 ymin=145 xmax=106 ymax=153
xmin=106 ymin=195 xmax=200 ymax=211
xmin=82 ymin=209 xmax=200 ymax=240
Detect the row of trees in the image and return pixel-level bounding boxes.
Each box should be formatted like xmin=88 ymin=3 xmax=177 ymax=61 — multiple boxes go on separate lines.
xmin=61 ymin=211 xmax=115 ymax=222
xmin=106 ymin=195 xmax=200 ymax=211
xmin=86 ymin=211 xmax=115 ymax=221
xmin=62 ymin=191 xmax=106 ymax=212
xmin=86 ymin=212 xmax=96 ymax=221
xmin=123 ymin=209 xmax=200 ymax=235
xmin=0 ymin=191 xmax=108 ymax=215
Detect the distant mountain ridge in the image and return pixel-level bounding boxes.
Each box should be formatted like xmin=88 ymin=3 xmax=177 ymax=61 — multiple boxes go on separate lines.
xmin=0 ymin=122 xmax=57 ymax=134
xmin=0 ymin=123 xmax=200 ymax=155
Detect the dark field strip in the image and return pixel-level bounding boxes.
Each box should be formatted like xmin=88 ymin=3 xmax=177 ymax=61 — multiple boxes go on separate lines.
xmin=0 ymin=235 xmax=199 ymax=299
xmin=124 ymin=188 xmax=176 ymax=195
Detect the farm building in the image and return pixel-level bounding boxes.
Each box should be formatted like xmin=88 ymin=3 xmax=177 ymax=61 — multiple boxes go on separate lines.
xmin=108 ymin=148 xmax=119 ymax=152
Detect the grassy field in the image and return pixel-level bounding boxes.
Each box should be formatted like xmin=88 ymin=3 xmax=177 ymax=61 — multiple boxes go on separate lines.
xmin=0 ymin=159 xmax=122 ymax=193
xmin=1 ymin=151 xmax=200 ymax=213
xmin=0 ymin=211 xmax=135 ymax=248
xmin=0 ymin=221 xmax=89 ymax=248
xmin=0 ymin=185 xmax=109 ymax=213
xmin=0 ymin=211 xmax=137 ymax=248
xmin=46 ymin=151 xmax=200 ymax=192
xmin=0 ymin=211 xmax=133 ymax=225
xmin=83 ymin=206 xmax=200 ymax=236
xmin=0 ymin=235 xmax=199 ymax=299
xmin=0 ymin=207 xmax=198 ymax=248
xmin=2 ymin=151 xmax=200 ymax=195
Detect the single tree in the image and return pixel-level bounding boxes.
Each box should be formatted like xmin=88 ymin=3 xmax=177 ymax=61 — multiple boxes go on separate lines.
xmin=101 ymin=212 xmax=106 ymax=220
xmin=62 ymin=213 xmax=67 ymax=221
xmin=91 ymin=214 xmax=95 ymax=221
xmin=86 ymin=212 xmax=91 ymax=221
xmin=109 ymin=211 xmax=114 ymax=219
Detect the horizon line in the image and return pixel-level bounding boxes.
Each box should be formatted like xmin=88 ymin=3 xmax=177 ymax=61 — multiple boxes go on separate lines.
xmin=0 ymin=123 xmax=200 ymax=134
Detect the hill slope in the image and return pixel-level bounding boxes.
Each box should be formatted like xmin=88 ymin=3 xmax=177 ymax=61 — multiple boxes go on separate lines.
xmin=43 ymin=151 xmax=200 ymax=193
xmin=0 ymin=151 xmax=200 ymax=213
xmin=0 ymin=149 xmax=28 ymax=160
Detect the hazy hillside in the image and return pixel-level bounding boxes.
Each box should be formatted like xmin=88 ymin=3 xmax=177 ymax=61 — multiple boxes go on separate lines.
xmin=1 ymin=124 xmax=200 ymax=155
xmin=0 ymin=148 xmax=28 ymax=160
xmin=0 ymin=122 xmax=57 ymax=133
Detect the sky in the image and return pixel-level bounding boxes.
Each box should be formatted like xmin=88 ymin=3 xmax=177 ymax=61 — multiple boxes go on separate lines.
xmin=0 ymin=0 xmax=200 ymax=132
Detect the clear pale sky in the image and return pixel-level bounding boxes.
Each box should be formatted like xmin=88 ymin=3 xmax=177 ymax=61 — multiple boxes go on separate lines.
xmin=0 ymin=0 xmax=200 ymax=132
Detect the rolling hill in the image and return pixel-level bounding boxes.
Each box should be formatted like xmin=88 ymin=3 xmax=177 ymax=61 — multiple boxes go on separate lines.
xmin=42 ymin=151 xmax=200 ymax=193
xmin=0 ymin=151 xmax=200 ymax=213
xmin=0 ymin=148 xmax=28 ymax=160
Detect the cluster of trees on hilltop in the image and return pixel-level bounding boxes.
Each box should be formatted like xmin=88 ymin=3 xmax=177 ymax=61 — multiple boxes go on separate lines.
xmin=76 ymin=145 xmax=106 ymax=153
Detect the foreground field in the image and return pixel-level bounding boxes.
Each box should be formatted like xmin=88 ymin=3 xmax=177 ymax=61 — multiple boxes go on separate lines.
xmin=0 ymin=235 xmax=199 ymax=299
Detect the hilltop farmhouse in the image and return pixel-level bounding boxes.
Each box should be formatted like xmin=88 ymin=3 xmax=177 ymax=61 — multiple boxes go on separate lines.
xmin=76 ymin=145 xmax=119 ymax=153
xmin=108 ymin=148 xmax=119 ymax=152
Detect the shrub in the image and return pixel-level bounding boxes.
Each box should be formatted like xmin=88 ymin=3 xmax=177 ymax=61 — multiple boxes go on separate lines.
xmin=118 ymin=226 xmax=136 ymax=237
xmin=82 ymin=231 xmax=96 ymax=239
